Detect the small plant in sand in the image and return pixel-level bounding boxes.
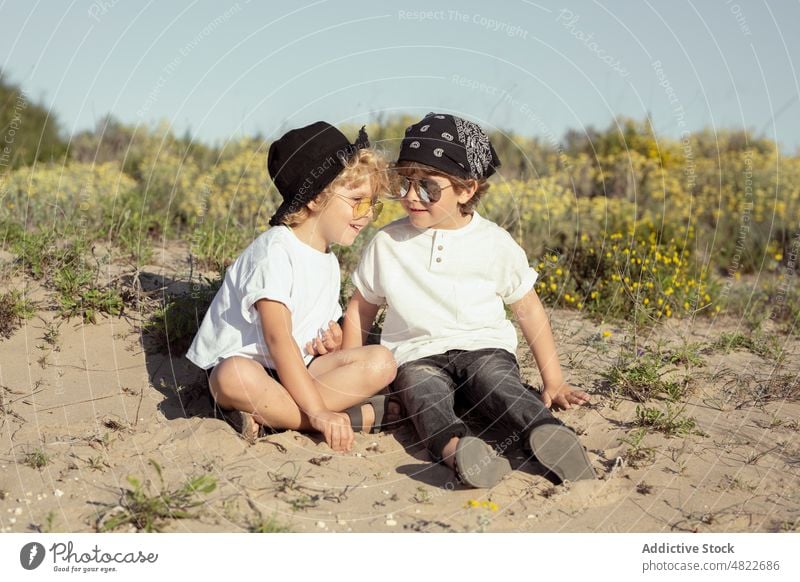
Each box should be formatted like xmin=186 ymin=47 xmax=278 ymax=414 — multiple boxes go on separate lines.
xmin=12 ymin=230 xmax=63 ymax=280
xmin=775 ymin=518 xmax=800 ymax=532
xmin=84 ymin=455 xmax=110 ymax=472
xmin=189 ymin=223 xmax=251 ymax=272
xmin=231 ymin=496 xmax=293 ymax=532
xmin=58 ymin=286 xmax=124 ymax=323
xmin=634 ymin=403 xmax=698 ymax=437
xmin=711 ymin=331 xmax=782 ymax=360
xmin=720 ymin=474 xmax=757 ymax=493
xmin=267 ymin=462 xmax=355 ymax=513
xmin=95 ymin=459 xmax=216 ymax=532
xmin=248 ymin=511 xmax=293 ymax=533
xmin=23 ymin=448 xmax=50 ymax=469
xmin=41 ymin=319 xmax=61 ymax=348
xmin=603 ymin=351 xmax=683 ymax=402
xmin=620 ymin=428 xmax=656 ymax=468
xmin=0 ymin=290 xmax=37 ymax=339
xmin=11 ymin=231 xmax=125 ymax=324
xmin=665 ymin=341 xmax=707 ymax=367
xmin=411 ymin=487 xmax=433 ymax=505
xmin=33 ymin=511 xmax=58 ymax=533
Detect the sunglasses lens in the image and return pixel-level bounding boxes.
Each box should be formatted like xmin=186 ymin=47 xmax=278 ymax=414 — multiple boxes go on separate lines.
xmin=419 ymin=179 xmax=441 ymax=203
xmin=392 ymin=176 xmax=441 ymax=204
xmin=352 ymin=198 xmax=382 ymax=221
xmin=353 ymin=198 xmax=370 ymax=219
xmin=398 ymin=177 xmax=411 ymax=198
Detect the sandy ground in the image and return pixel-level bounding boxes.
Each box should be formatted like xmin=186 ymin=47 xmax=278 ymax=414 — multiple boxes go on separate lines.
xmin=1 ymin=245 xmax=799 ymax=533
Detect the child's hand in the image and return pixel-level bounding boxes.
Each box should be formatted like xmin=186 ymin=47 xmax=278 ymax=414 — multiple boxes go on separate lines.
xmin=541 ymin=382 xmax=590 ymax=410
xmin=309 ymin=409 xmax=354 ymax=452
xmin=304 ymin=321 xmax=343 ymax=356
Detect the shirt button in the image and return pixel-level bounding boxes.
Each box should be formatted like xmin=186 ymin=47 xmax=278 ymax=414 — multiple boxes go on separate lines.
xmin=436 ymin=257 xmax=442 ymax=263
xmin=437 ymin=245 xmax=443 ymax=250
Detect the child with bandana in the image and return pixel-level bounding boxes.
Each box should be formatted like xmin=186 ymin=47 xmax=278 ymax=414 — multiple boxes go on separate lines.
xmin=187 ymin=122 xmax=399 ymax=452
xmin=342 ymin=113 xmax=596 ymax=487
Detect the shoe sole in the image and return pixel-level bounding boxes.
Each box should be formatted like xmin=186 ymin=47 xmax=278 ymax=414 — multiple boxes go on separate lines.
xmin=455 ymin=436 xmax=512 ymax=488
xmin=528 ymin=424 xmax=596 ymax=482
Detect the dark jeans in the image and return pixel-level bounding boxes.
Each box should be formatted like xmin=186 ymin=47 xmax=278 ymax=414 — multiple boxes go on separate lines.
xmin=390 ymin=348 xmax=555 ymax=462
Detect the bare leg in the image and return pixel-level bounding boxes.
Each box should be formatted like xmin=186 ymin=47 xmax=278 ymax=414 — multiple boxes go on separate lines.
xmin=209 ymin=345 xmax=397 ymax=432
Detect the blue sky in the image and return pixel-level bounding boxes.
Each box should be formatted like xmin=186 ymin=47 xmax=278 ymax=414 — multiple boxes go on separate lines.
xmin=1 ymin=0 xmax=798 ymax=151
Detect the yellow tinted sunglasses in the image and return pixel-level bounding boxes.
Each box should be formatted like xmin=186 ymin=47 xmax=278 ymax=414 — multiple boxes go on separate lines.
xmin=335 ymin=195 xmax=383 ymax=221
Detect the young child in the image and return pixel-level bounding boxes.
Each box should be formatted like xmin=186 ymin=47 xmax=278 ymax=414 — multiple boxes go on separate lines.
xmin=342 ymin=113 xmax=596 ymax=487
xmin=187 ymin=121 xmax=397 ymax=452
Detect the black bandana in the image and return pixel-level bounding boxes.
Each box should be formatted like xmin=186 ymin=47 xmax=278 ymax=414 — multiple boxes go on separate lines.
xmin=397 ymin=113 xmax=501 ymax=179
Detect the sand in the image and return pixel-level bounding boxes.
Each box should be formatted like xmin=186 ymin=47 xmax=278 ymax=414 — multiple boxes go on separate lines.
xmin=1 ymin=246 xmax=798 ymax=533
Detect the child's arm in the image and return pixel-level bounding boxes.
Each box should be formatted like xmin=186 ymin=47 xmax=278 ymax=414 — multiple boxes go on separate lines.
xmin=510 ymin=289 xmax=590 ymax=410
xmin=256 ymin=299 xmax=354 ymax=451
xmin=342 ymin=290 xmax=381 ymax=349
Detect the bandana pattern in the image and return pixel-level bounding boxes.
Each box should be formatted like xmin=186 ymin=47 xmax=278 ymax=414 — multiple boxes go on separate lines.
xmin=398 ymin=113 xmax=500 ymax=180
xmin=453 ymin=116 xmax=495 ymax=179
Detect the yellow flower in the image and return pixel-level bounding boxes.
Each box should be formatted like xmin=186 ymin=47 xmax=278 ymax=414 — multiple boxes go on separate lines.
xmin=643 ymin=298 xmax=650 ymax=305
xmin=602 ymin=330 xmax=612 ymax=338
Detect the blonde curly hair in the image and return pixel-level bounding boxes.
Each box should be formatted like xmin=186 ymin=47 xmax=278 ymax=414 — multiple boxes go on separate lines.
xmin=279 ymin=148 xmax=389 ymax=227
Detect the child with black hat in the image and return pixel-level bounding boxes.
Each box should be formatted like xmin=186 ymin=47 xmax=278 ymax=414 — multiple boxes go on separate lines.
xmin=342 ymin=113 xmax=596 ymax=487
xmin=187 ymin=121 xmax=399 ymax=452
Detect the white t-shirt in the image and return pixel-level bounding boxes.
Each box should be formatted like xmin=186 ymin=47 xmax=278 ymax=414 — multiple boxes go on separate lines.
xmin=186 ymin=226 xmax=342 ymax=370
xmin=351 ymin=212 xmax=538 ymax=366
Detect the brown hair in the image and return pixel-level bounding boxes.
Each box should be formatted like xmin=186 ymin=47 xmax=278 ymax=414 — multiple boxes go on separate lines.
xmin=393 ymin=160 xmax=488 ymax=216
xmin=279 ymin=148 xmax=389 ymax=227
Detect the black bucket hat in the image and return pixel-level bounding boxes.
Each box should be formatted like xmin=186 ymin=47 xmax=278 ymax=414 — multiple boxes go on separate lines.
xmin=397 ymin=113 xmax=500 ymax=180
xmin=268 ymin=121 xmax=370 ymax=226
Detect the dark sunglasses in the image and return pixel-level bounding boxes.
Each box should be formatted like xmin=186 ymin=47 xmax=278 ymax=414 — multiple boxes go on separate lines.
xmin=390 ymin=175 xmax=454 ymax=204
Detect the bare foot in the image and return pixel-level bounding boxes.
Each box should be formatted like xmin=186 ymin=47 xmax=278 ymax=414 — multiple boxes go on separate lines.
xmin=441 ymin=436 xmax=460 ymax=471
